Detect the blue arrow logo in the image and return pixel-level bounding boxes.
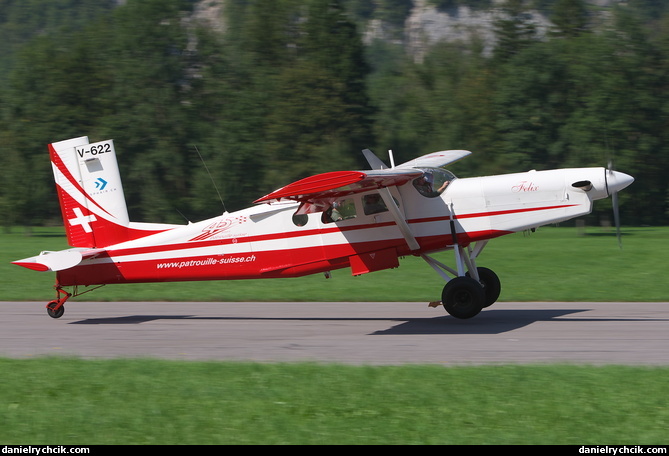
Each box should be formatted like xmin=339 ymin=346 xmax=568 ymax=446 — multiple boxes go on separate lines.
xmin=95 ymin=178 xmax=108 ymax=190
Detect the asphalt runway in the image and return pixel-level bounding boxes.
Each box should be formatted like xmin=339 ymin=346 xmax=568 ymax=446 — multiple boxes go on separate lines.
xmin=1 ymin=301 xmax=668 ymax=365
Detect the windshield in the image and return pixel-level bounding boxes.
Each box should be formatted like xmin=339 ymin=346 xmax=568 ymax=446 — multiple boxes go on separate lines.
xmin=412 ymin=167 xmax=457 ymax=198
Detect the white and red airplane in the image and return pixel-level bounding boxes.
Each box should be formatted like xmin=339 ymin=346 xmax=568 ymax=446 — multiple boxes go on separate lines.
xmin=13 ymin=136 xmax=633 ymax=319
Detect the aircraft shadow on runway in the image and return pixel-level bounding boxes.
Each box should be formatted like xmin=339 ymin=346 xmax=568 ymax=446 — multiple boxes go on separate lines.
xmin=374 ymin=309 xmax=589 ymax=335
xmin=67 ymin=308 xmax=618 ymax=335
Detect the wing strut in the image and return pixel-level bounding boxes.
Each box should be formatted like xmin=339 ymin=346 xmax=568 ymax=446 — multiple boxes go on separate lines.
xmin=378 ymin=187 xmax=420 ymax=251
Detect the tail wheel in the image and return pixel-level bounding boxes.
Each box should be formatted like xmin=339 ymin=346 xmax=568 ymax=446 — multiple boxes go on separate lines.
xmin=466 ymin=267 xmax=501 ymax=308
xmin=46 ymin=300 xmax=65 ymax=319
xmin=45 ymin=285 xmax=71 ymax=319
xmin=442 ymin=277 xmax=485 ymax=319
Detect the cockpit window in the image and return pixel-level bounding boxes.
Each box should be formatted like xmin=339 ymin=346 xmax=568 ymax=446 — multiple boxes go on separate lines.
xmin=412 ymin=168 xmax=456 ymax=198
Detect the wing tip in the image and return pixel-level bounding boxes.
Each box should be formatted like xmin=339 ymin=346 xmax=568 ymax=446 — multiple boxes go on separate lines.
xmin=11 ymin=260 xmax=51 ymax=272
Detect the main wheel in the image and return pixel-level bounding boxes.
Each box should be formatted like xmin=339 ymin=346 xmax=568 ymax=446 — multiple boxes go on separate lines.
xmin=46 ymin=301 xmax=65 ymax=319
xmin=442 ymin=277 xmax=485 ymax=319
xmin=466 ymin=267 xmax=501 ymax=308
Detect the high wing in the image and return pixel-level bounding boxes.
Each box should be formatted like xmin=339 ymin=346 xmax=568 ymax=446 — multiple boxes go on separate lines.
xmin=395 ymin=149 xmax=471 ymax=169
xmin=253 ymin=149 xmax=471 ymax=214
xmin=254 ymin=169 xmax=422 ymax=214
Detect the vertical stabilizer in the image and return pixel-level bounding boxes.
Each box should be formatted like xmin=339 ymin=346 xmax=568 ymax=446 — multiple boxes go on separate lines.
xmin=50 ymin=137 xmax=131 ymax=247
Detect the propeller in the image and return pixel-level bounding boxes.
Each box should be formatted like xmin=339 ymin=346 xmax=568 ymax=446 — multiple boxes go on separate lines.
xmin=607 ymin=160 xmax=624 ymax=249
xmin=611 ymin=185 xmax=622 ymax=249
xmin=605 ymin=135 xmax=622 ymax=249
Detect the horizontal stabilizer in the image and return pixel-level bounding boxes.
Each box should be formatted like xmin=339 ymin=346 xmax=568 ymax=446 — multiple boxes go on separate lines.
xmin=12 ymin=248 xmax=103 ymax=272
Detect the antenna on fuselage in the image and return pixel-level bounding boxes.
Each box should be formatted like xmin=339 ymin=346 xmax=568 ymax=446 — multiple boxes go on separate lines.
xmin=388 ymin=149 xmax=395 ymax=168
xmin=193 ymin=145 xmax=228 ymax=214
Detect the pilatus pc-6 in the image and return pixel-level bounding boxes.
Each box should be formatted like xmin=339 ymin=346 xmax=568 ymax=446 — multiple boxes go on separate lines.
xmin=13 ymin=136 xmax=633 ymax=319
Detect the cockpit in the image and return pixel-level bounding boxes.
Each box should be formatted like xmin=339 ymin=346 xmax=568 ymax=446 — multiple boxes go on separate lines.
xmin=412 ymin=167 xmax=457 ymax=198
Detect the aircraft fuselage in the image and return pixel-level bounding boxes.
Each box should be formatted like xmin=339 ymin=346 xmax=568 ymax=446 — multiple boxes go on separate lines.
xmin=54 ymin=166 xmax=631 ymax=286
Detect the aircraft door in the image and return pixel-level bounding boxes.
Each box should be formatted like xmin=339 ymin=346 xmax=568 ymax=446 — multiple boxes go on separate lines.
xmin=287 ymin=209 xmax=327 ymax=271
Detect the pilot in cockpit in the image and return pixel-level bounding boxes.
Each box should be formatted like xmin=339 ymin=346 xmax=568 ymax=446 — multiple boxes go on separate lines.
xmin=413 ymin=170 xmax=450 ymax=197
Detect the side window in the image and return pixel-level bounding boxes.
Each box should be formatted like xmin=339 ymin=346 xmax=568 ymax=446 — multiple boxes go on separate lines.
xmin=292 ymin=213 xmax=308 ymax=227
xmin=322 ymin=198 xmax=357 ymax=224
xmin=363 ymin=193 xmax=389 ymax=215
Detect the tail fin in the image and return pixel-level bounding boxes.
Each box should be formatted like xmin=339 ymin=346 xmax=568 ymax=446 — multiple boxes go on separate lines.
xmin=49 ymin=136 xmax=166 ymax=248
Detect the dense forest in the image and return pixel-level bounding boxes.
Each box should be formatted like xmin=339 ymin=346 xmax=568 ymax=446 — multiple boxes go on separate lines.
xmin=1 ymin=0 xmax=668 ymax=228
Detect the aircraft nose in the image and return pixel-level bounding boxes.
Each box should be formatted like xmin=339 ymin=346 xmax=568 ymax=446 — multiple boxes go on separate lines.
xmin=606 ymin=170 xmax=634 ymax=195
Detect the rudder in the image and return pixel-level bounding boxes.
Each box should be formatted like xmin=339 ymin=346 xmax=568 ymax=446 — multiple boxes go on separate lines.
xmin=50 ymin=136 xmax=131 ymax=248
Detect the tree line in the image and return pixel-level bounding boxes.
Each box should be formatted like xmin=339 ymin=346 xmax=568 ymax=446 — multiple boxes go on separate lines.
xmin=1 ymin=0 xmax=667 ymax=228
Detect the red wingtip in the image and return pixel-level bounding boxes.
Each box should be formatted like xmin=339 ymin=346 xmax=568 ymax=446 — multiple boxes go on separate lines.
xmin=12 ymin=261 xmax=50 ymax=272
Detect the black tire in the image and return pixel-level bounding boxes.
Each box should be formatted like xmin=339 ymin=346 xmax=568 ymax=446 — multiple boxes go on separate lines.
xmin=442 ymin=277 xmax=485 ymax=319
xmin=46 ymin=301 xmax=65 ymax=319
xmin=466 ymin=267 xmax=501 ymax=308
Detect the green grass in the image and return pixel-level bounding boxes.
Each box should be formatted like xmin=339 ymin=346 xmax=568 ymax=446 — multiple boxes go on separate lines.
xmin=2 ymin=225 xmax=667 ymax=302
xmin=1 ymin=358 xmax=667 ymax=444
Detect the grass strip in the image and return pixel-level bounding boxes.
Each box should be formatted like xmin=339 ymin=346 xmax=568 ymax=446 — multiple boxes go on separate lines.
xmin=1 ymin=358 xmax=668 ymax=444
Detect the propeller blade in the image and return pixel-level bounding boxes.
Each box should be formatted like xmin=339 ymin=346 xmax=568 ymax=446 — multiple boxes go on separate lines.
xmin=605 ymin=158 xmax=632 ymax=250
xmin=612 ymin=191 xmax=622 ymax=249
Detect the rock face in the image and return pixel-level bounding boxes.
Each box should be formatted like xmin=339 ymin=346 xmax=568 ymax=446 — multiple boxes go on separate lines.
xmin=364 ymin=0 xmax=621 ymax=61
xmin=192 ymin=0 xmax=227 ymax=34
xmin=371 ymin=0 xmax=552 ymax=61
xmin=405 ymin=0 xmax=503 ymax=59
xmin=191 ymin=0 xmax=619 ymax=61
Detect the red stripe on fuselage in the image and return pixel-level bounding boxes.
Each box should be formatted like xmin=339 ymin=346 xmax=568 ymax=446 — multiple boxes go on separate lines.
xmin=101 ymin=203 xmax=575 ymax=258
xmin=55 ymin=229 xmax=512 ymax=286
xmin=409 ymin=204 xmax=579 ymax=225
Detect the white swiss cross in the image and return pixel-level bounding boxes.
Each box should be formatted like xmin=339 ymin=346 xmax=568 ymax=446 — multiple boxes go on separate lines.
xmin=69 ymin=207 xmax=97 ymax=233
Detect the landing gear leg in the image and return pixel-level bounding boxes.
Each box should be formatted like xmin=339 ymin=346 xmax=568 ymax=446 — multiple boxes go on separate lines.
xmin=46 ymin=284 xmax=71 ymax=319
